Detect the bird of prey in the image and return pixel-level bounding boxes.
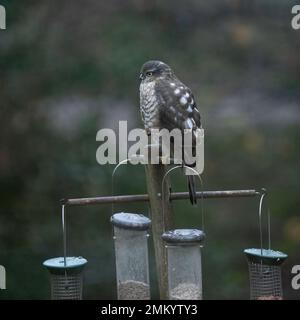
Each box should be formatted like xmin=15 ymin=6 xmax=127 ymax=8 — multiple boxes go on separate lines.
xmin=139 ymin=60 xmax=202 ymax=204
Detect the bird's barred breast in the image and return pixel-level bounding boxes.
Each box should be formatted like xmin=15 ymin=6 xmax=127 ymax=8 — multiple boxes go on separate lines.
xmin=139 ymin=81 xmax=159 ymax=129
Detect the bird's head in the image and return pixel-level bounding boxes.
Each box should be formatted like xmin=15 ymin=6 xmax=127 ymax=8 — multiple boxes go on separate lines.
xmin=139 ymin=60 xmax=172 ymax=82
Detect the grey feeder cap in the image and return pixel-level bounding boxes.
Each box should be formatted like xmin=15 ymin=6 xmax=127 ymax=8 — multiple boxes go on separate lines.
xmin=111 ymin=212 xmax=151 ymax=231
xmin=244 ymin=248 xmax=288 ymax=266
xmin=162 ymin=229 xmax=205 ymax=245
xmin=43 ymin=256 xmax=88 ymax=275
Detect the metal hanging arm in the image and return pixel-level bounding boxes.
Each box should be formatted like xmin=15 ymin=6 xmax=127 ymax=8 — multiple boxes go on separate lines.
xmin=258 ymin=188 xmax=271 ymax=253
xmin=61 ymin=189 xmax=261 ymax=206
xmin=161 ymin=165 xmax=205 ymax=231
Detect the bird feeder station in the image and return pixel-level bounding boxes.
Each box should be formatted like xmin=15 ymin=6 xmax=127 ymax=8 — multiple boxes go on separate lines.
xmin=43 ymin=256 xmax=87 ymax=300
xmin=111 ymin=212 xmax=151 ymax=300
xmin=62 ymin=188 xmax=273 ymax=299
xmin=244 ymin=248 xmax=288 ymax=300
xmin=162 ymin=229 xmax=205 ymax=300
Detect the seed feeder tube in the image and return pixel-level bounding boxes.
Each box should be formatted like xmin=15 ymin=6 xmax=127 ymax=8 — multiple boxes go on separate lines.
xmin=162 ymin=229 xmax=205 ymax=300
xmin=244 ymin=248 xmax=288 ymax=300
xmin=43 ymin=256 xmax=87 ymax=300
xmin=111 ymin=212 xmax=151 ymax=300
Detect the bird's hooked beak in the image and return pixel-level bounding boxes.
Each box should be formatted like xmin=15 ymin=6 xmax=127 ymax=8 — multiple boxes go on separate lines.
xmin=139 ymin=73 xmax=145 ymax=81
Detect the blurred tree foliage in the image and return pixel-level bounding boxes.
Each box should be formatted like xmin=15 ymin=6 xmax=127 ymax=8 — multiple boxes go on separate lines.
xmin=0 ymin=0 xmax=299 ymax=299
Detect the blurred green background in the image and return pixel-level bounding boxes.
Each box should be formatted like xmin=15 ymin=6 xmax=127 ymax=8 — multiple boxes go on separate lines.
xmin=0 ymin=0 xmax=300 ymax=299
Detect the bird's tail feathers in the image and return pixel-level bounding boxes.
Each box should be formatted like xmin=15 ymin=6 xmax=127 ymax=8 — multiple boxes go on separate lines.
xmin=187 ymin=175 xmax=197 ymax=205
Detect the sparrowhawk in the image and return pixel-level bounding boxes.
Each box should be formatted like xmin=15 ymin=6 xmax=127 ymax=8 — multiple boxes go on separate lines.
xmin=139 ymin=60 xmax=202 ymax=204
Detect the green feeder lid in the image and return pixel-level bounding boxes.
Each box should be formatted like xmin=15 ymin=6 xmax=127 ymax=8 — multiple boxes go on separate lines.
xmin=162 ymin=229 xmax=205 ymax=245
xmin=111 ymin=212 xmax=151 ymax=231
xmin=43 ymin=256 xmax=88 ymax=275
xmin=244 ymin=248 xmax=288 ymax=266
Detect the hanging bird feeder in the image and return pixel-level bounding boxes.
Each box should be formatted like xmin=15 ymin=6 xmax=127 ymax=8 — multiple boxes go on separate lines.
xmin=43 ymin=256 xmax=87 ymax=300
xmin=162 ymin=229 xmax=205 ymax=300
xmin=111 ymin=212 xmax=151 ymax=300
xmin=244 ymin=190 xmax=288 ymax=300
xmin=244 ymin=248 xmax=287 ymax=300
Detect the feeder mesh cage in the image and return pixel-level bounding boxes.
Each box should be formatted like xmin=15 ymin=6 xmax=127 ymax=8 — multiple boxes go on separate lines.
xmin=248 ymin=262 xmax=282 ymax=300
xmin=43 ymin=257 xmax=87 ymax=300
xmin=50 ymin=273 xmax=83 ymax=300
xmin=244 ymin=249 xmax=287 ymax=300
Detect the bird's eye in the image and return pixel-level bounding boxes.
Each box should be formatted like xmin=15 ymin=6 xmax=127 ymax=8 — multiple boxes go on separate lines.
xmin=146 ymin=72 xmax=153 ymax=77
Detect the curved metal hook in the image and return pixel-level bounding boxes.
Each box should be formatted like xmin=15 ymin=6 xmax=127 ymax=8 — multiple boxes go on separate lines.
xmin=111 ymin=159 xmax=131 ymax=216
xmin=112 ymin=154 xmax=145 ymax=179
xmin=112 ymin=158 xmax=130 ymax=178
xmin=258 ymin=188 xmax=271 ymax=255
xmin=161 ymin=165 xmax=183 ymax=190
xmin=61 ymin=204 xmax=67 ymax=267
xmin=161 ymin=165 xmax=205 ymax=232
xmin=111 ymin=156 xmax=146 ymax=216
xmin=61 ymin=204 xmax=68 ymax=280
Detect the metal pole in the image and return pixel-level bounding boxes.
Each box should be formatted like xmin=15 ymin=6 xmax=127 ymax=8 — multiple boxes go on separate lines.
xmin=61 ymin=189 xmax=260 ymax=207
